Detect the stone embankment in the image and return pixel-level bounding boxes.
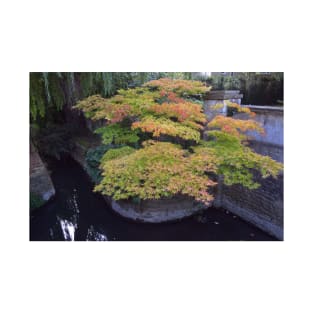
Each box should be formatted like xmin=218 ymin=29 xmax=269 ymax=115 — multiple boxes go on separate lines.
xmin=30 ymin=143 xmax=55 ymax=209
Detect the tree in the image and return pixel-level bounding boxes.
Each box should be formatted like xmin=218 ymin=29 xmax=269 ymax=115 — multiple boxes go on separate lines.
xmin=74 ymin=78 xmax=283 ymax=205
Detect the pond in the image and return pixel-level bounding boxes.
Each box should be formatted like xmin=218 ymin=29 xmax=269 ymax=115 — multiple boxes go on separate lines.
xmin=30 ymin=157 xmax=276 ymax=241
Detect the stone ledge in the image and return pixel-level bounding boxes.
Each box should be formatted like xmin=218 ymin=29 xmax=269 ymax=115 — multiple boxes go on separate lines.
xmin=30 ymin=143 xmax=55 ymax=208
xmin=104 ymin=196 xmax=209 ymax=223
xmin=242 ymin=105 xmax=284 ymax=114
xmin=204 ymin=90 xmax=243 ymax=100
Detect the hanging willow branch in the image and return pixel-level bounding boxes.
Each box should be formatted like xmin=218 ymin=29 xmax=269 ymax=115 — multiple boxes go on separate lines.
xmin=102 ymin=72 xmax=114 ymax=97
xmin=42 ymin=72 xmax=51 ymax=105
xmin=30 ymin=72 xmax=195 ymax=122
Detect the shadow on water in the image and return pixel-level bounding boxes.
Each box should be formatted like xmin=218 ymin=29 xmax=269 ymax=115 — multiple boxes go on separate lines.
xmin=30 ymin=157 xmax=277 ymax=241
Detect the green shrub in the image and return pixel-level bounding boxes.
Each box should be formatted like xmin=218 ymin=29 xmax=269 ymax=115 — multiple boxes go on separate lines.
xmin=85 ymin=145 xmax=124 ymax=183
xmin=76 ymin=79 xmax=283 ymax=204
xmin=101 ymin=146 xmax=136 ymax=163
xmin=94 ymin=124 xmax=140 ymax=145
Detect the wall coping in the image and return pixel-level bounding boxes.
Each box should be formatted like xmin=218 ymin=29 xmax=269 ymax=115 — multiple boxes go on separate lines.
xmin=242 ymin=105 xmax=284 ymax=114
xmin=204 ymin=90 xmax=243 ymax=100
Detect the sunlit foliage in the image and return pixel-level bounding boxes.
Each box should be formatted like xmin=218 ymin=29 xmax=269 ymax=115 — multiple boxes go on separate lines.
xmin=30 ymin=73 xmax=48 ymax=120
xmin=74 ymin=78 xmax=283 ymax=204
xmin=144 ymin=78 xmax=210 ymax=95
xmin=75 ymin=95 xmax=133 ymax=122
xmin=132 ymin=116 xmax=201 ymax=142
xmin=101 ymin=146 xmax=136 ymax=163
xmin=74 ymin=82 xmax=209 ymax=142
xmin=207 ymin=115 xmax=265 ymax=141
xmin=96 ymin=141 xmax=216 ymax=205
xmin=211 ymin=101 xmax=256 ymax=118
xmin=226 ymin=102 xmax=256 ymax=117
xmin=94 ymin=124 xmax=140 ymax=145
xmin=199 ymin=131 xmax=283 ymax=188
xmin=148 ymin=101 xmax=206 ymax=126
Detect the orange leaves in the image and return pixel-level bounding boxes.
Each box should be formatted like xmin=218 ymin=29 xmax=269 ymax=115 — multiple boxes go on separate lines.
xmin=75 ymin=79 xmax=283 ymax=204
xmin=226 ymin=102 xmax=256 ymax=117
xmin=74 ymin=95 xmax=132 ymax=123
xmin=189 ymin=147 xmax=218 ymax=173
xmin=132 ymin=116 xmax=201 ymax=142
xmin=96 ymin=141 xmax=216 ymax=204
xmin=74 ymin=95 xmax=107 ymax=119
xmin=144 ymin=78 xmax=210 ymax=95
xmin=211 ymin=102 xmax=256 ymax=117
xmin=74 ymin=80 xmax=208 ymax=134
xmin=207 ymin=115 xmax=265 ymax=140
xmin=149 ymin=101 xmax=206 ymax=125
xmin=159 ymin=90 xmax=183 ymax=103
xmin=94 ymin=103 xmax=132 ymax=123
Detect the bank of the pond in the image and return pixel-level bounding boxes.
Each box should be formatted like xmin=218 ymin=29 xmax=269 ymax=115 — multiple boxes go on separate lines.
xmin=29 ymin=157 xmax=277 ymax=241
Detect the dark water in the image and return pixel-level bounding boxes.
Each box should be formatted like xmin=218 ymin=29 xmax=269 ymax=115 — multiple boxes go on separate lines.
xmin=30 ymin=158 xmax=276 ymax=241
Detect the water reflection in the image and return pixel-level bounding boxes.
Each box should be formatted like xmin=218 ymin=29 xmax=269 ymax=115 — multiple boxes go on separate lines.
xmin=86 ymin=225 xmax=107 ymax=241
xmin=58 ymin=217 xmax=75 ymax=241
xmin=30 ymin=158 xmax=277 ymax=241
xmin=47 ymin=187 xmax=108 ymax=241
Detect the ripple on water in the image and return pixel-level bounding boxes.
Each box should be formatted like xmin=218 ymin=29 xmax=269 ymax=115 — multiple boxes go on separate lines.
xmin=57 ymin=216 xmax=76 ymax=241
xmin=86 ymin=225 xmax=108 ymax=241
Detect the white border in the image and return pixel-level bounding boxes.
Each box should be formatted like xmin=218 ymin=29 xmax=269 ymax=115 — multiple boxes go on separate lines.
xmin=1 ymin=0 xmax=313 ymax=312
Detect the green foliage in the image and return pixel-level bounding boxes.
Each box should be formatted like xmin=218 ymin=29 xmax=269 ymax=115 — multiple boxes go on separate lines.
xmin=205 ymin=75 xmax=241 ymax=90
xmin=30 ymin=72 xmax=66 ymax=122
xmin=199 ymin=131 xmax=283 ymax=188
xmin=79 ymin=72 xmax=94 ymax=97
xmin=30 ymin=72 xmax=196 ymax=123
xmin=30 ymin=192 xmax=45 ymax=209
xmin=144 ymin=78 xmax=210 ymax=96
xmin=95 ymin=141 xmax=216 ymax=204
xmin=101 ymin=146 xmax=136 ymax=163
xmin=85 ymin=144 xmax=137 ymax=183
xmin=74 ymin=78 xmax=283 ymax=204
xmin=85 ymin=145 xmax=117 ymax=183
xmin=95 ymin=124 xmax=140 ymax=145
xmin=48 ymin=73 xmax=65 ymax=110
xmin=129 ymin=73 xmax=192 ymax=86
xmin=202 ymin=72 xmax=284 ymax=106
xmin=132 ymin=116 xmax=201 ymax=142
xmin=102 ymin=72 xmax=114 ymax=96
xmin=74 ymin=80 xmax=209 ymax=143
xmin=207 ymin=115 xmax=264 ymax=141
xmin=30 ymin=73 xmax=46 ymax=121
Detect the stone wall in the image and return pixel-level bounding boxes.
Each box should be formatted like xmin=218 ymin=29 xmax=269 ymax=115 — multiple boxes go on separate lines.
xmin=234 ymin=105 xmax=283 ymax=162
xmin=69 ymin=97 xmax=284 ymax=235
xmin=30 ymin=143 xmax=55 ymax=208
xmin=107 ymin=195 xmax=207 ymax=223
xmin=203 ymin=90 xmax=243 ymax=120
xmin=212 ymin=103 xmax=284 ymax=240
xmin=218 ymin=172 xmax=283 ymax=239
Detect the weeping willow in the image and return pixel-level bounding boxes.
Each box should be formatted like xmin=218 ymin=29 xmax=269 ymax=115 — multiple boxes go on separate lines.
xmin=79 ymin=72 xmax=94 ymax=97
xmin=30 ymin=72 xmax=66 ymax=121
xmin=42 ymin=72 xmax=51 ymax=105
xmin=101 ymin=72 xmax=114 ymax=96
xmin=29 ymin=72 xmax=194 ymax=122
xmin=48 ymin=73 xmax=65 ymax=111
xmin=30 ymin=73 xmax=46 ymax=121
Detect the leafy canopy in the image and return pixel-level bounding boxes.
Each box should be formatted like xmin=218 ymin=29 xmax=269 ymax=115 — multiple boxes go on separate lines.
xmin=95 ymin=141 xmax=216 ymax=205
xmin=75 ymin=78 xmax=283 ymax=204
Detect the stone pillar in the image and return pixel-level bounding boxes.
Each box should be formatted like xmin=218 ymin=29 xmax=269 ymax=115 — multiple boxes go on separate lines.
xmin=203 ymin=90 xmax=243 ymax=121
xmin=203 ymin=91 xmax=244 ymax=209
